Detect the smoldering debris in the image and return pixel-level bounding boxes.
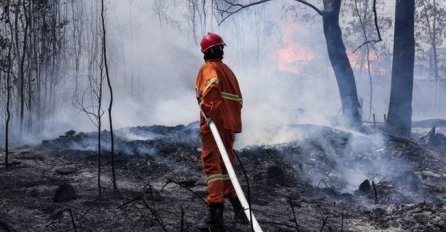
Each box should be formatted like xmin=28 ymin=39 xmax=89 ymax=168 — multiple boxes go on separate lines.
xmin=40 ymin=122 xmax=200 ymax=155
xmin=356 ymin=179 xmax=372 ymax=195
xmin=0 ymin=122 xmax=445 ymax=231
xmin=53 ymin=183 xmax=78 ymax=203
xmin=55 ymin=167 xmax=78 ymax=175
xmin=419 ymin=127 xmax=446 ymax=147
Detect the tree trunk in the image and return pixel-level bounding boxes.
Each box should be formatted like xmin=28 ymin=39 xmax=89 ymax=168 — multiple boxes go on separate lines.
xmin=386 ymin=0 xmax=415 ymax=137
xmin=13 ymin=3 xmax=23 ymax=135
xmin=101 ymin=0 xmax=117 ymax=191
xmin=322 ymin=0 xmax=362 ymax=127
xmin=20 ymin=0 xmax=29 ymax=135
xmin=5 ymin=44 xmax=12 ymax=169
xmin=98 ymin=66 xmax=103 ymax=200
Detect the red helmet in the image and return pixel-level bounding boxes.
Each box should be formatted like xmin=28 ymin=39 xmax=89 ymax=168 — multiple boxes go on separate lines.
xmin=200 ymin=32 xmax=226 ymax=53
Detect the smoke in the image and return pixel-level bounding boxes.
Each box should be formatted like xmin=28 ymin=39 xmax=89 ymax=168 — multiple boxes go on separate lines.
xmin=32 ymin=0 xmax=201 ymax=141
xmin=0 ymin=0 xmax=444 ymax=147
xmin=2 ymin=0 xmax=432 ymax=144
xmin=2 ymin=0 xmax=442 ymax=201
xmin=9 ymin=0 xmax=439 ymax=202
xmin=275 ymin=124 xmax=427 ymax=202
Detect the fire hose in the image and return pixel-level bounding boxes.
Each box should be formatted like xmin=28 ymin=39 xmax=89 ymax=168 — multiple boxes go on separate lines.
xmin=200 ymin=111 xmax=263 ymax=232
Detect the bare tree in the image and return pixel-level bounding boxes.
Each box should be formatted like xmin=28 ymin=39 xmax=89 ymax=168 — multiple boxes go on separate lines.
xmin=74 ymin=67 xmax=105 ymax=199
xmin=0 ymin=0 xmax=72 ymax=141
xmin=73 ymin=0 xmax=105 ymax=197
xmin=1 ymin=10 xmax=12 ymax=167
xmin=5 ymin=42 xmax=12 ymax=168
xmin=71 ymin=0 xmax=84 ymax=98
xmin=100 ymin=0 xmax=117 ymax=191
xmin=415 ymin=0 xmax=446 ymax=113
xmin=71 ymin=0 xmax=118 ymax=198
xmin=1 ymin=0 xmax=13 ymax=168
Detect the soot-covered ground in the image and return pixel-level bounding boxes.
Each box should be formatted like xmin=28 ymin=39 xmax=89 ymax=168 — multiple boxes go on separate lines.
xmin=0 ymin=122 xmax=445 ymax=232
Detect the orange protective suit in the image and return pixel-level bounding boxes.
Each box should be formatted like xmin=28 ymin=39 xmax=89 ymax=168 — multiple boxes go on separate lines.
xmin=195 ymin=59 xmax=242 ymax=205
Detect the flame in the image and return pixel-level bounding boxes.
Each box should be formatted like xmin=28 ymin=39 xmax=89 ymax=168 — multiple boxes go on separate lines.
xmin=347 ymin=50 xmax=360 ymax=68
xmin=347 ymin=48 xmax=379 ymax=72
xmin=275 ymin=24 xmax=314 ymax=75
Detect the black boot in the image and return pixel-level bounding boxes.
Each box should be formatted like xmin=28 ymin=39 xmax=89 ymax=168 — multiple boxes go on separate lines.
xmin=196 ymin=204 xmax=225 ymax=231
xmin=228 ymin=197 xmax=249 ymax=224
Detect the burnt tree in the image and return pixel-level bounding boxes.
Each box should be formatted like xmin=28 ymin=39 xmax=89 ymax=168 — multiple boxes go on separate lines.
xmin=1 ymin=31 xmax=12 ymax=168
xmin=100 ymin=0 xmax=117 ymax=191
xmin=386 ymin=0 xmax=415 ymax=137
xmin=74 ymin=69 xmax=105 ymax=199
xmin=0 ymin=0 xmax=71 ymax=139
xmin=5 ymin=45 xmax=11 ymax=168
xmin=416 ymin=0 xmax=446 ymax=113
xmin=322 ymin=0 xmax=361 ymax=127
xmin=1 ymin=0 xmax=12 ymax=168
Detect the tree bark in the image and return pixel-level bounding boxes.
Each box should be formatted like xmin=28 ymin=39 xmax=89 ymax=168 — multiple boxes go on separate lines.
xmin=322 ymin=0 xmax=362 ymax=127
xmin=386 ymin=0 xmax=415 ymax=137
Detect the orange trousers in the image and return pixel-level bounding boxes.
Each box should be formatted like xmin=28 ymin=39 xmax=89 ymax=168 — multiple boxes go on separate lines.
xmin=201 ymin=130 xmax=236 ymax=205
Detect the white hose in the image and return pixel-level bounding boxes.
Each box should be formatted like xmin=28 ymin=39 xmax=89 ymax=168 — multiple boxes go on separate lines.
xmin=208 ymin=120 xmax=263 ymax=232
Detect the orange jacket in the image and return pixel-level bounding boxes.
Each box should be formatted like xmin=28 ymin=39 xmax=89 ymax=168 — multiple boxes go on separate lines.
xmin=196 ymin=59 xmax=242 ymax=134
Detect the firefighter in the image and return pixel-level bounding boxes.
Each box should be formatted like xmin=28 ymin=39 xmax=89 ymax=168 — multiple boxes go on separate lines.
xmin=195 ymin=32 xmax=248 ymax=231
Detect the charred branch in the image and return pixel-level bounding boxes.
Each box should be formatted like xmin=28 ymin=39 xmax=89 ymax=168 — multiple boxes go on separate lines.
xmin=320 ymin=216 xmax=329 ymax=232
xmin=233 ymin=149 xmax=254 ymax=231
xmin=288 ymin=197 xmax=300 ymax=232
xmin=216 ymin=0 xmax=272 ymax=25
xmin=372 ymin=180 xmax=378 ymax=204
xmin=180 ymin=206 xmax=184 ymax=232
xmin=216 ymin=0 xmax=323 ymax=25
xmin=68 ymin=208 xmax=78 ymax=232
xmin=161 ymin=179 xmax=206 ymax=205
xmin=118 ymin=183 xmax=167 ymax=231
xmin=352 ymin=0 xmax=382 ymax=53
xmin=293 ymin=0 xmax=323 ymax=16
xmin=141 ymin=192 xmax=167 ymax=232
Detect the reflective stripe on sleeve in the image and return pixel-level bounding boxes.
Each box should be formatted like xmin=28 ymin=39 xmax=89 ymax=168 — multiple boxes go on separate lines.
xmin=221 ymin=92 xmax=243 ymax=105
xmin=203 ymin=78 xmax=219 ymax=93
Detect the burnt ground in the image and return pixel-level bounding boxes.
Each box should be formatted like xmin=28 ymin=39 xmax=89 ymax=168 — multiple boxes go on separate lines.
xmin=0 ymin=123 xmax=445 ymax=232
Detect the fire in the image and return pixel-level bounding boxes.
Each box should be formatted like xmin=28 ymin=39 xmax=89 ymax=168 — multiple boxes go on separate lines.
xmin=346 ymin=48 xmax=379 ymax=71
xmin=275 ymin=24 xmax=314 ymax=75
xmin=347 ymin=50 xmax=360 ymax=68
